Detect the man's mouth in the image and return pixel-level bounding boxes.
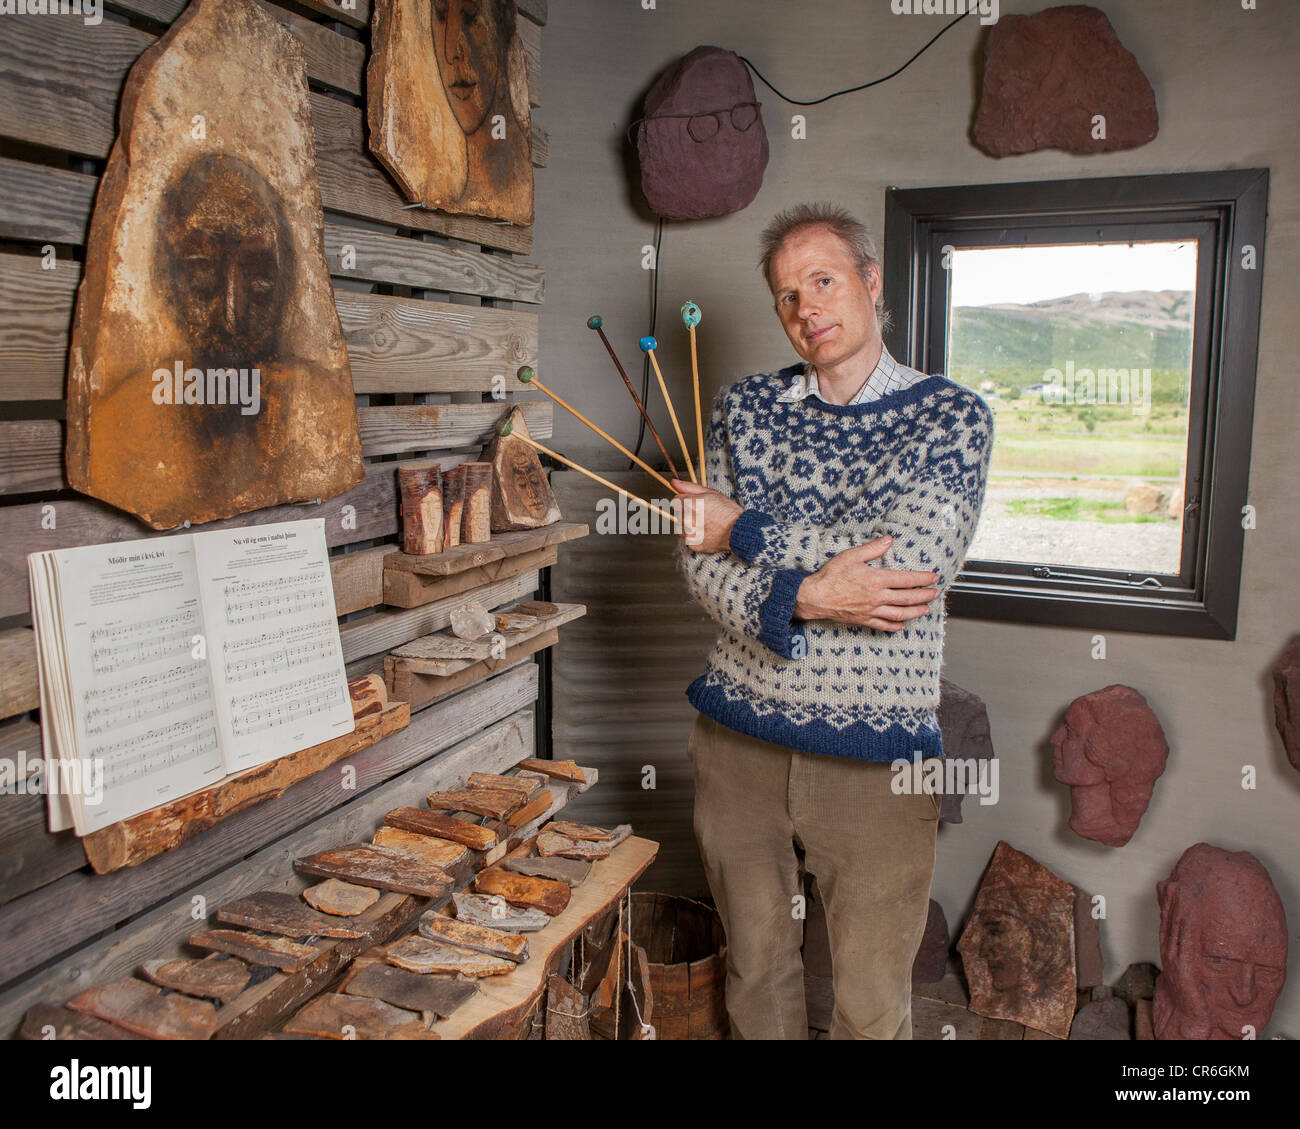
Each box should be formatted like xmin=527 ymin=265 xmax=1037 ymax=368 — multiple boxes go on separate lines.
xmin=805 ymin=324 xmax=836 ymax=343
xmin=450 ymin=78 xmax=477 ymax=101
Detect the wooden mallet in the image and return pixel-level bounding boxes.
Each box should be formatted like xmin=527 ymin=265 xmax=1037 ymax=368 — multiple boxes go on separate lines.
xmin=515 ymin=366 xmax=676 ymax=495
xmin=681 ymin=300 xmax=706 ymax=489
xmin=587 ymin=315 xmax=681 ymax=481
xmin=495 ymin=418 xmax=680 ymax=528
xmin=639 ymin=336 xmax=698 ymax=485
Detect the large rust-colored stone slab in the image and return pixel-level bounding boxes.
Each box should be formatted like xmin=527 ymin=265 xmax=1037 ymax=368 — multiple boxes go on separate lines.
xmin=372 ymin=826 xmax=470 ymax=870
xmin=502 ymin=854 xmax=591 ymax=888
xmin=302 ymin=879 xmax=381 ymax=917
xmin=972 ymin=5 xmax=1158 ymax=158
xmin=453 ymin=891 xmax=550 ymax=933
xmin=419 ymin=909 xmax=529 ymax=962
xmin=215 ymin=890 xmax=368 ymax=940
xmin=386 ymin=935 xmax=515 ymax=978
xmin=189 ymin=929 xmax=322 ymax=973
xmin=956 ymin=841 xmax=1077 ymax=1040
xmin=344 ymin=961 xmax=478 ymax=1019
xmin=67 ymin=978 xmax=218 ymax=1040
xmin=474 ymin=867 xmax=571 ymax=916
xmin=20 ymin=1003 xmax=147 ymax=1041
xmin=1051 ymin=684 xmax=1168 ymax=847
xmin=294 ymin=843 xmax=454 ymax=899
xmin=140 ymin=956 xmax=251 ymax=1002
xmin=65 ymin=0 xmax=363 ymax=529
xmin=485 ymin=405 xmax=561 ymax=531
xmin=367 ymin=0 xmax=533 ymax=225
xmin=285 ymin=992 xmax=439 ymax=1040
xmin=1154 ymin=843 xmax=1288 ymax=1040
xmin=384 ymin=806 xmax=497 ymax=850
xmin=426 ymin=786 xmax=525 ymax=820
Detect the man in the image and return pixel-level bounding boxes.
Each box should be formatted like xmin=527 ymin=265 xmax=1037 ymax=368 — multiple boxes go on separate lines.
xmin=673 ymin=202 xmax=994 ymax=1039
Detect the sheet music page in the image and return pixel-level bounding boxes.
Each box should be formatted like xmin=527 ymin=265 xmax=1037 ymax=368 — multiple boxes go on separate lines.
xmin=53 ymin=537 xmax=225 ymax=833
xmin=27 ymin=553 xmax=75 ymax=832
xmin=194 ymin=519 xmax=353 ymax=773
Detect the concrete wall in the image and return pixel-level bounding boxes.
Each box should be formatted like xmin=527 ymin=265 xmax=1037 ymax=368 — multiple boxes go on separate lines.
xmin=535 ymin=0 xmax=1300 ymax=1035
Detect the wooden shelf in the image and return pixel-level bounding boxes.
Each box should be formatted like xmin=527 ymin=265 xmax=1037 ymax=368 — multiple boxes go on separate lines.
xmin=384 ymin=521 xmax=588 ymax=578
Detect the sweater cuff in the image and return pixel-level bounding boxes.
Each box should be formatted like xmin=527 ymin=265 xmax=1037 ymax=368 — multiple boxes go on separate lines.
xmin=757 ymin=567 xmax=810 ymax=659
xmin=729 ymin=508 xmax=778 ymax=566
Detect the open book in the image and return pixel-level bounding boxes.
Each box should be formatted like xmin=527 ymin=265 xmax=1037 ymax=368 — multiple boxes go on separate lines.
xmin=28 ymin=518 xmax=354 ymax=836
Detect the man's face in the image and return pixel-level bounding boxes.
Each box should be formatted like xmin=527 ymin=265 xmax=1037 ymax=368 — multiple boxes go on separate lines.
xmin=433 ymin=0 xmax=503 ymax=136
xmin=768 ymin=225 xmax=882 ymax=371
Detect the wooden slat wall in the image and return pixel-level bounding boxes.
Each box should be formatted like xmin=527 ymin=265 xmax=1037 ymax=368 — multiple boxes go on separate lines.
xmin=0 ymin=0 xmax=552 ymax=1013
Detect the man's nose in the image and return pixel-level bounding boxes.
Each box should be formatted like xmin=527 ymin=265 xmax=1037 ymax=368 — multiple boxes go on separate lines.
xmin=224 ymin=273 xmax=239 ymax=336
xmin=444 ymin=6 xmax=464 ymax=62
xmin=1228 ymin=964 xmax=1257 ymax=1007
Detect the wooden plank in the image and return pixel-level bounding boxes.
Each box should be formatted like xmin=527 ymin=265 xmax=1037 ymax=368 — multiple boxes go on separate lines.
xmin=0 ymin=630 xmax=38 ymax=721
xmin=81 ymin=700 xmax=410 ymax=875
xmin=0 ymin=668 xmax=538 ymax=990
xmin=390 ymin=627 xmax=558 ymax=712
xmin=290 ymin=0 xmax=368 ymax=29
xmin=386 ymin=522 xmax=587 ymax=578
xmin=339 ymin=568 xmax=539 ymax=663
xmin=331 ymin=545 xmax=399 ymax=616
xmin=323 ymin=226 xmax=543 ymax=303
xmin=0 ymin=421 xmax=63 ymax=496
xmin=383 ymin=544 xmax=555 ymax=609
xmin=517 ymin=0 xmax=547 ymax=25
xmin=434 ymin=838 xmax=658 ymax=1040
xmin=0 ymin=252 xmax=541 ymax=400
xmin=359 ymin=400 xmax=551 ymax=458
xmin=532 ymin=122 xmax=549 ymax=169
xmin=519 ymin=15 xmax=542 ymax=109
xmin=294 ymin=843 xmax=454 ymax=899
xmin=393 ymin=603 xmax=584 ymax=675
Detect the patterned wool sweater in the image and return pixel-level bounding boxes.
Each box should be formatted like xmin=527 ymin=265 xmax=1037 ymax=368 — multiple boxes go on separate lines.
xmin=677 ymin=360 xmax=994 ymax=762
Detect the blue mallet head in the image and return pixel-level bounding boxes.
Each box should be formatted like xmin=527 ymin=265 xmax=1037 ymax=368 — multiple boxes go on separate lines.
xmin=639 ymin=336 xmax=657 ymax=353
xmin=681 ymin=301 xmax=702 ymax=329
xmin=586 ymin=315 xmax=603 ymax=330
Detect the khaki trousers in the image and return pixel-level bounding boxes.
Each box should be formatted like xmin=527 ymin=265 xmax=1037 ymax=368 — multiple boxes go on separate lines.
xmin=687 ymin=712 xmax=940 ymax=1040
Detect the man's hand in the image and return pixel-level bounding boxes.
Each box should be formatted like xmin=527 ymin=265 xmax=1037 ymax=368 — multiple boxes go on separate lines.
xmin=794 ymin=537 xmax=939 ymax=631
xmin=674 ymin=478 xmax=744 ymax=554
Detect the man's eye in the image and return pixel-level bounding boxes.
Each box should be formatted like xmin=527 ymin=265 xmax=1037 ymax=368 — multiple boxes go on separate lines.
xmin=818 ymin=277 xmax=832 ymax=287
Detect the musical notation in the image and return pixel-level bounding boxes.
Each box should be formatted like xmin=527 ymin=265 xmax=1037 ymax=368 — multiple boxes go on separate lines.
xmin=220 ymin=619 xmax=338 ymax=683
xmin=90 ymin=609 xmax=198 ymax=674
xmin=83 ymin=664 xmax=210 ymax=735
xmin=223 ymin=573 xmax=331 ymax=626
xmin=93 ymin=710 xmax=220 ymax=789
xmin=229 ymin=672 xmax=346 ymax=737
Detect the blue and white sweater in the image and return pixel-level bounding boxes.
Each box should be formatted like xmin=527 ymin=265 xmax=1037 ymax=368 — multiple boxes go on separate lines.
xmin=678 ymin=360 xmax=994 ymax=762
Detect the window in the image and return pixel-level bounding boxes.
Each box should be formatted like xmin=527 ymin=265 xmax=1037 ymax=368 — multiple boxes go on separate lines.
xmin=884 ymin=170 xmax=1268 ymax=639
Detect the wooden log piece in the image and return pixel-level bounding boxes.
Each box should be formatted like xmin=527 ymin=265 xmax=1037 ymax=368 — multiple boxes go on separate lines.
xmin=293 ymin=843 xmax=455 ymax=899
xmin=371 ymin=826 xmax=469 ymax=870
xmin=215 ymin=890 xmax=369 ymax=940
xmin=302 ymin=879 xmax=381 ymax=917
xmin=383 ymin=806 xmax=497 ymax=850
xmin=385 ymin=935 xmax=516 ymax=978
xmin=343 ymin=961 xmax=478 ymax=1019
xmin=67 ymin=978 xmax=219 ymax=1041
xmin=284 ymin=993 xmax=438 ymax=1040
xmin=486 ymin=405 xmax=562 ymax=532
xmin=140 ymin=956 xmax=251 ymax=1003
xmin=425 ymin=787 xmax=525 ymax=820
xmin=418 ymin=911 xmax=529 ymax=962
xmin=348 ymin=673 xmax=387 ymax=719
xmin=474 ymin=868 xmax=571 ymax=916
xmin=188 ymin=930 xmax=323 ymax=974
xmin=441 ymin=464 xmax=466 ymax=549
xmin=399 ymin=461 xmax=444 ymax=555
xmin=461 ymin=462 xmax=493 ymax=544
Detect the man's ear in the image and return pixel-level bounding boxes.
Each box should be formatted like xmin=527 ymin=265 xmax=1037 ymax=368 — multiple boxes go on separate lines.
xmin=867 ymin=262 xmax=884 ymax=305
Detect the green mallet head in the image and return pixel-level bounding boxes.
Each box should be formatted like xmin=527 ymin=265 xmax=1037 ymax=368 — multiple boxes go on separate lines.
xmin=681 ymin=300 xmax=702 ymax=329
xmin=587 ymin=315 xmax=603 ymax=330
xmin=495 ymin=417 xmax=514 ymax=437
xmin=516 ymin=365 xmax=535 ymax=384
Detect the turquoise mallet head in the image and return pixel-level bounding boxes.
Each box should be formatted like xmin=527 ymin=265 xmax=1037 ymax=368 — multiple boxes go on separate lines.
xmin=681 ymin=301 xmax=702 ymax=329
xmin=586 ymin=315 xmax=603 ymax=330
xmin=639 ymin=336 xmax=657 ymax=353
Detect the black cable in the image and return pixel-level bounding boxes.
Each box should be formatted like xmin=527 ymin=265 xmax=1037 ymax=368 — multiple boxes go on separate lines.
xmin=630 ymin=216 xmax=665 ymax=468
xmin=738 ymin=11 xmax=972 ymax=107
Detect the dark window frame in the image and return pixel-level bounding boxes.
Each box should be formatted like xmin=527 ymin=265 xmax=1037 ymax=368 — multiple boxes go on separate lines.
xmin=883 ymin=169 xmax=1269 ymax=640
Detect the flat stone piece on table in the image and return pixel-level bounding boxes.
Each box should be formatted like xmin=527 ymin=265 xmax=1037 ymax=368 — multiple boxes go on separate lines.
xmin=215 ymin=890 xmax=368 ymax=940
xmin=502 ymin=854 xmax=591 ymax=887
xmin=474 ymin=867 xmax=571 ymax=916
xmin=537 ymin=825 xmax=631 ymax=860
xmin=453 ymin=891 xmax=551 ymax=933
xmin=67 ymin=978 xmax=218 ymax=1041
xmin=20 ymin=1003 xmax=148 ymax=1041
xmin=140 ymin=956 xmax=251 ymax=1002
xmin=468 ymin=771 xmax=541 ymax=796
xmin=385 ymin=935 xmax=515 ymax=978
xmin=344 ymin=961 xmax=478 ymax=1019
xmin=426 ymin=787 xmax=525 ymax=820
xmin=189 ymin=929 xmax=322 ymax=973
xmin=294 ymin=843 xmax=454 ymax=899
xmin=513 ymin=600 xmax=560 ymax=618
xmin=548 ymin=820 xmax=614 ymax=842
xmin=911 ymin=899 xmax=950 ymax=985
xmin=285 ymin=992 xmax=438 ymax=1040
xmin=956 ymin=840 xmax=1077 ymax=1040
xmin=372 ymin=826 xmax=470 ymax=869
xmin=384 ymin=806 xmax=497 ymax=850
xmin=971 ymin=4 xmax=1159 ymax=158
xmin=1070 ymin=997 xmax=1132 ymax=1040
xmin=418 ymin=910 xmax=529 ymax=962
xmin=302 ymin=878 xmax=381 ymax=917
xmin=517 ymin=758 xmax=587 ymax=784
xmin=64 ymin=0 xmax=364 ymax=530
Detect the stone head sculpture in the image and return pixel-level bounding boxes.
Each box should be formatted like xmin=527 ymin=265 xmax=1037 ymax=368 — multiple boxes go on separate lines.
xmin=937 ymin=678 xmax=995 ymax=822
xmin=634 ymin=45 xmax=769 ymax=221
xmin=1154 ymin=843 xmax=1287 ymax=1040
xmin=1051 ymin=685 xmax=1168 ymax=847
